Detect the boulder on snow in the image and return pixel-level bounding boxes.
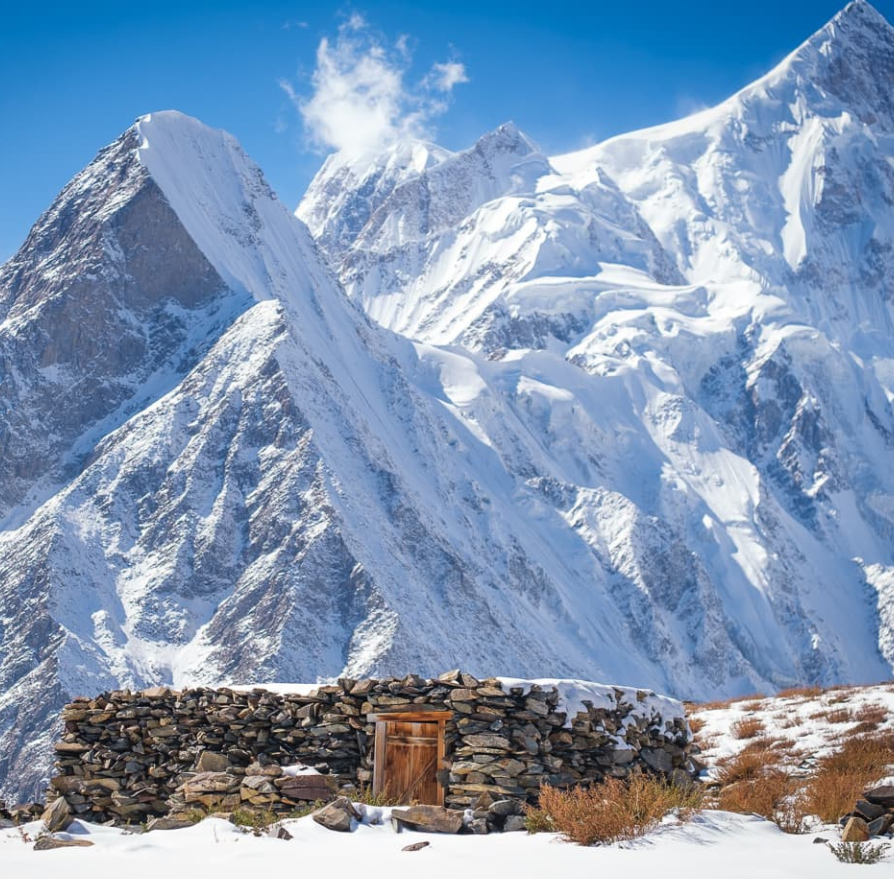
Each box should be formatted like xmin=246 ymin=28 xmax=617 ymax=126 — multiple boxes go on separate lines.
xmin=391 ymin=805 xmax=464 ymax=834
xmin=41 ymin=797 xmax=73 ymax=833
xmin=312 ymin=797 xmax=361 ymax=832
xmin=146 ymin=815 xmax=197 ymax=831
xmin=34 ymin=837 xmax=94 ymax=850
xmin=841 ymin=816 xmax=870 ymax=842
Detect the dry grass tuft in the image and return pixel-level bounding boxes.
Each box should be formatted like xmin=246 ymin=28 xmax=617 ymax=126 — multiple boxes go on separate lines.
xmin=849 ymin=721 xmax=880 ymax=736
xmin=809 ymin=707 xmax=853 ymax=724
xmin=712 ymin=748 xmax=802 ymax=829
xmin=688 ymin=716 xmax=707 ymax=737
xmin=697 ymin=693 xmax=766 ymax=712
xmin=853 ymin=703 xmax=887 ymax=724
xmin=714 ymin=748 xmax=781 ymax=787
xmin=529 ymin=776 xmax=702 ymax=846
xmin=740 ymin=735 xmax=798 ymax=756
xmin=731 ymin=717 xmax=765 ymax=739
xmin=716 ymin=770 xmax=795 ymax=822
xmin=776 ymin=685 xmax=825 ymax=700
xmin=776 ymin=687 xmax=825 ymax=699
xmin=800 ymin=731 xmax=894 ymax=823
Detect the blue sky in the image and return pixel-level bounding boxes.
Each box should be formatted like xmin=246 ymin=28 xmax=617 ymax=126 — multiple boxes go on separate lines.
xmin=1 ymin=0 xmax=891 ymax=262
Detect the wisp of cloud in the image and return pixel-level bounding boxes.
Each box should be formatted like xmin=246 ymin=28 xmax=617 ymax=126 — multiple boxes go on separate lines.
xmin=284 ymin=15 xmax=468 ymax=157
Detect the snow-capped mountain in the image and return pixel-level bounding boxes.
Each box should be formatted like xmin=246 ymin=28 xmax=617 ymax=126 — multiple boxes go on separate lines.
xmin=299 ymin=1 xmax=894 ymax=697
xmin=2 ymin=0 xmax=894 ymax=803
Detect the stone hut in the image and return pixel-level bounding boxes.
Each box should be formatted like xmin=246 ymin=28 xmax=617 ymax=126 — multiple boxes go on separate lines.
xmin=48 ymin=671 xmax=698 ymax=830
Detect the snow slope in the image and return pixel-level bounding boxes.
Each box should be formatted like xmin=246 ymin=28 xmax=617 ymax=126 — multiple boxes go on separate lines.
xmin=1 ymin=809 xmax=889 ymax=878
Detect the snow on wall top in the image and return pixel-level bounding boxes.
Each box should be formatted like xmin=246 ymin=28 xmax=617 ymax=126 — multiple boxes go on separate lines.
xmin=235 ymin=678 xmax=687 ymax=729
xmin=496 ymin=677 xmax=687 ymax=725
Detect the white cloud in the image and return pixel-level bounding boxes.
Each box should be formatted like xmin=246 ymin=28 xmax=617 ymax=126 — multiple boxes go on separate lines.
xmin=282 ymin=17 xmax=468 ymax=157
xmin=429 ymin=61 xmax=469 ymax=92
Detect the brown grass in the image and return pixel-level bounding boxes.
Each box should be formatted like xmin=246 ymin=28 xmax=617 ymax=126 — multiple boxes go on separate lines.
xmin=740 ymin=735 xmax=798 ymax=756
xmin=716 ymin=770 xmax=795 ymax=821
xmin=712 ymin=747 xmax=803 ymax=830
xmin=688 ymin=716 xmax=707 ymax=737
xmin=529 ymin=776 xmax=702 ymax=846
xmin=731 ymin=717 xmax=765 ymax=739
xmin=809 ymin=707 xmax=853 ymax=723
xmin=714 ymin=748 xmax=782 ymax=787
xmin=697 ymin=693 xmax=766 ymax=712
xmin=776 ymin=686 xmax=825 ymax=700
xmin=698 ymin=733 xmax=720 ymax=751
xmin=850 ymin=721 xmax=880 ymax=736
xmin=799 ymin=731 xmax=894 ymax=823
xmin=853 ymin=703 xmax=887 ymax=724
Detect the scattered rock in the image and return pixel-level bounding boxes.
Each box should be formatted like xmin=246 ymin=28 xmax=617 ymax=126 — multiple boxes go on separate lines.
xmin=863 ymin=785 xmax=894 ymax=808
xmin=640 ymin=748 xmax=673 ymax=773
xmin=275 ymin=826 xmax=293 ymax=840
xmin=146 ymin=816 xmax=197 ymax=831
xmin=312 ymin=797 xmax=360 ymax=832
xmin=503 ymin=815 xmax=528 ymax=832
xmin=868 ymin=815 xmax=893 ymax=837
xmin=402 ymin=841 xmax=430 ymax=852
xmin=855 ymin=798 xmax=887 ymax=821
xmin=391 ymin=805 xmax=464 ymax=834
xmin=468 ymin=817 xmax=489 ymax=834
xmin=34 ymin=837 xmax=95 ymax=851
xmin=41 ymin=797 xmax=73 ymax=833
xmin=841 ymin=816 xmax=870 ymax=842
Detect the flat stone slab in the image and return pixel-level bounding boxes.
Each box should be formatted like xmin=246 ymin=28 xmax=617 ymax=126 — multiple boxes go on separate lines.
xmin=146 ymin=816 xmax=197 ymax=831
xmin=863 ymin=785 xmax=894 ymax=808
xmin=34 ymin=837 xmax=95 ymax=851
xmin=391 ymin=805 xmax=464 ymax=834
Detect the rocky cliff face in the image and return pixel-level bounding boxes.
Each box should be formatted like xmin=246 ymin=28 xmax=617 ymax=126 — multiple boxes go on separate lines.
xmin=3 ymin=2 xmax=894 ymax=805
xmin=0 ymin=128 xmax=239 ymax=521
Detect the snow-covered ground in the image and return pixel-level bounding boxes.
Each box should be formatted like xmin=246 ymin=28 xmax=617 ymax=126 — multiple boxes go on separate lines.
xmin=2 ymin=810 xmax=888 ymax=878
xmin=691 ymin=681 xmax=894 ymax=773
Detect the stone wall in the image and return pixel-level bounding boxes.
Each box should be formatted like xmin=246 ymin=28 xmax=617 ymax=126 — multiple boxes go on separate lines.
xmin=48 ymin=672 xmax=698 ymax=825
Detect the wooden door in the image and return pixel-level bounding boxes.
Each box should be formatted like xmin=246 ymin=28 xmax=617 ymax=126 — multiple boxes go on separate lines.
xmin=373 ymin=718 xmax=444 ymax=805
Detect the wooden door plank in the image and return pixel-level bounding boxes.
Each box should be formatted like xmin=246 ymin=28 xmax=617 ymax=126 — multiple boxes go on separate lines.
xmin=372 ymin=720 xmax=386 ymax=797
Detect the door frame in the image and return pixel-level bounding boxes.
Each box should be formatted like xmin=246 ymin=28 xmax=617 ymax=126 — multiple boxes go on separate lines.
xmin=368 ymin=710 xmax=448 ymax=806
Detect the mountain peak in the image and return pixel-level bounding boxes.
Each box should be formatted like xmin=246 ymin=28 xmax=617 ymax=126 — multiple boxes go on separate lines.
xmin=796 ymin=0 xmax=894 ymax=126
xmin=473 ymin=121 xmax=540 ymax=158
xmin=831 ymin=0 xmax=891 ymax=31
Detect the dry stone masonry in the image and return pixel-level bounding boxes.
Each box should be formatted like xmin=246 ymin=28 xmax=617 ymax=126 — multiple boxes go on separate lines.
xmin=48 ymin=672 xmax=699 ymax=830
